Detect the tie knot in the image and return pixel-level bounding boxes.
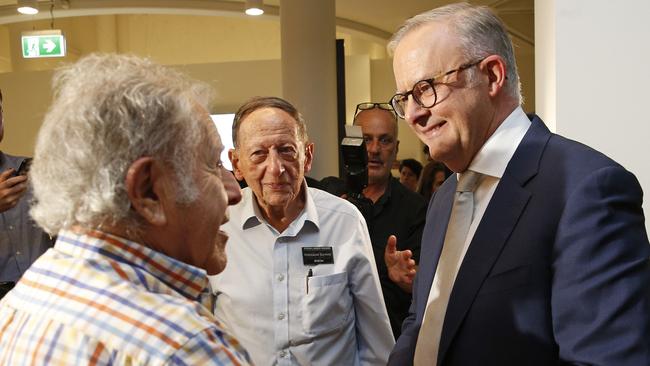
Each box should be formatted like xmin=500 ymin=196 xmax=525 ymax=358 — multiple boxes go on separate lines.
xmin=456 ymin=170 xmax=482 ymax=192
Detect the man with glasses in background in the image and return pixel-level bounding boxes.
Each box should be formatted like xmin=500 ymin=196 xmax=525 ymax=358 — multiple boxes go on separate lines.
xmin=353 ymin=102 xmax=426 ymax=339
xmin=387 ymin=3 xmax=650 ymax=365
xmin=0 ymin=88 xmax=53 ymax=300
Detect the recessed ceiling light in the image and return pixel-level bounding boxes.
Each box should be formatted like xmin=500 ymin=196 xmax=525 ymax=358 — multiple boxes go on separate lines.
xmin=17 ymin=0 xmax=39 ymax=15
xmin=245 ymin=0 xmax=264 ymax=16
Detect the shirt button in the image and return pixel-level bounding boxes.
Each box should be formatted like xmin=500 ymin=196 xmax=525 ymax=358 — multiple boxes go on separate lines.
xmin=278 ymin=312 xmax=285 ymax=320
xmin=277 ymin=274 xmax=284 ymax=281
xmin=8 ymin=225 xmax=14 ymax=230
xmin=15 ymin=251 xmax=21 ymax=255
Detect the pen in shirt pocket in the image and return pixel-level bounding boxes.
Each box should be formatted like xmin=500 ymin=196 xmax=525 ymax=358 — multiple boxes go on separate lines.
xmin=306 ymin=268 xmax=313 ymax=294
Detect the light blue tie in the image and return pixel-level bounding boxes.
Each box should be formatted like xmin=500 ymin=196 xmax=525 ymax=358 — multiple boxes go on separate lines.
xmin=414 ymin=170 xmax=482 ymax=365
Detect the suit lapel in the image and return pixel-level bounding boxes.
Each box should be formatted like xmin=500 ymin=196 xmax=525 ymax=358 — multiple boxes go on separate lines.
xmin=437 ymin=116 xmax=552 ymax=363
xmin=416 ymin=177 xmax=456 ymax=320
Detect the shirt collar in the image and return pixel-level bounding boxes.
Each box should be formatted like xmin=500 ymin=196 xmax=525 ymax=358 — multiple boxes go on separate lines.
xmin=466 ymin=106 xmax=531 ymax=178
xmin=56 ymin=228 xmax=210 ymax=302
xmin=374 ymin=176 xmax=397 ymax=207
xmin=237 ymin=179 xmax=320 ymax=234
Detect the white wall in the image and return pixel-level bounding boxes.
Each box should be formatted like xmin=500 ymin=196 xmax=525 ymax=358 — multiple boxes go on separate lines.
xmin=345 ymin=54 xmax=371 ymax=125
xmin=536 ymin=0 xmax=650 ymax=231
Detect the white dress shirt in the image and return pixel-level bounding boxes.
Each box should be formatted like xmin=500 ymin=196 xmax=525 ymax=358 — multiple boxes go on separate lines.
xmin=416 ymin=106 xmax=531 ymax=365
xmin=209 ymin=186 xmax=394 ymax=366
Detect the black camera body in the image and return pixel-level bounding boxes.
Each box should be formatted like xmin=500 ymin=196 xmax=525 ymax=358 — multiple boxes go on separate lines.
xmin=340 ymin=130 xmax=374 ymax=222
xmin=341 ymin=136 xmax=368 ymax=195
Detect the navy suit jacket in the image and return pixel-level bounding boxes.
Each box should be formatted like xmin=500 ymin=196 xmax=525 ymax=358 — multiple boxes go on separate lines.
xmin=388 ymin=115 xmax=650 ymax=365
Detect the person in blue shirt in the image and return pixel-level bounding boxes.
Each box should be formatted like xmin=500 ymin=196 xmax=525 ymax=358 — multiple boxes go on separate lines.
xmin=0 ymin=88 xmax=53 ymax=299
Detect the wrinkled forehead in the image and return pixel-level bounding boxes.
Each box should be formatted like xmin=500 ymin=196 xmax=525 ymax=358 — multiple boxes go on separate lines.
xmin=393 ymin=22 xmax=465 ymax=90
xmin=355 ymin=108 xmax=398 ymax=136
xmin=239 ymin=107 xmax=303 ymax=145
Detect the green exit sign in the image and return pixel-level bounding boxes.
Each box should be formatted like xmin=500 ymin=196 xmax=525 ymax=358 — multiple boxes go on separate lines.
xmin=21 ymin=31 xmax=66 ymax=58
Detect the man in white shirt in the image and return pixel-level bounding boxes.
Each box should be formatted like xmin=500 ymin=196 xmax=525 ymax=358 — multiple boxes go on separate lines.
xmin=387 ymin=3 xmax=650 ymax=366
xmin=209 ymin=96 xmax=394 ymax=365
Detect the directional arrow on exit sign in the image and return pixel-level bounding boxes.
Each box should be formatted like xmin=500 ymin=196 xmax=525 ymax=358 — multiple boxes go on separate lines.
xmin=21 ymin=31 xmax=66 ymax=58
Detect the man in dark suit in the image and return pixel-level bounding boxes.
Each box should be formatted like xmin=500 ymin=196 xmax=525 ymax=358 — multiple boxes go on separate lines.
xmin=386 ymin=3 xmax=650 ymax=365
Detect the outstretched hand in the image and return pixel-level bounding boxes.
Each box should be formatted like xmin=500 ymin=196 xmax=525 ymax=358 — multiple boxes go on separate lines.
xmin=384 ymin=235 xmax=416 ymax=293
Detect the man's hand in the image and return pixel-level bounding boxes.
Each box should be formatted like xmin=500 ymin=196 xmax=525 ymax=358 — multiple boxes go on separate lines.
xmin=0 ymin=168 xmax=28 ymax=212
xmin=384 ymin=235 xmax=417 ymax=293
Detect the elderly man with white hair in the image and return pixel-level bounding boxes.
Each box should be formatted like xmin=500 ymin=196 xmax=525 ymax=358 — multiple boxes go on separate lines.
xmin=0 ymin=54 xmax=251 ymax=365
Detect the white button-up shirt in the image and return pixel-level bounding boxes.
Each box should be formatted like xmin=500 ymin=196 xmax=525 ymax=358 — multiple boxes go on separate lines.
xmin=209 ymin=186 xmax=394 ymax=366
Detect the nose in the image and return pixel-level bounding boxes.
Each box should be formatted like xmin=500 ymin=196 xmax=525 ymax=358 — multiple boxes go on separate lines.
xmin=366 ymin=139 xmax=380 ymax=154
xmin=266 ymin=149 xmax=285 ymax=177
xmin=404 ymin=95 xmax=429 ymax=126
xmin=222 ymin=169 xmax=242 ymax=205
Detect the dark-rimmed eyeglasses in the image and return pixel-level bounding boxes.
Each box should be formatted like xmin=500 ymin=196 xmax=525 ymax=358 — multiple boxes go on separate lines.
xmin=354 ymin=102 xmax=396 ymax=120
xmin=390 ymin=58 xmax=485 ymax=119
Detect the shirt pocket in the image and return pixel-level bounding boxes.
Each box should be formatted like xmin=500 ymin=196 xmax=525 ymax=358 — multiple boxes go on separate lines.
xmin=301 ymin=271 xmax=353 ymax=335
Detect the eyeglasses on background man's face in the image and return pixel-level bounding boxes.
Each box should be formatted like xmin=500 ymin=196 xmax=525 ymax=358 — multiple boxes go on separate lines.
xmin=390 ymin=58 xmax=485 ymax=119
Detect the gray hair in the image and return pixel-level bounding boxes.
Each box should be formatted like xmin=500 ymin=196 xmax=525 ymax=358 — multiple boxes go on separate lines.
xmin=388 ymin=2 xmax=522 ymax=104
xmin=30 ymin=53 xmax=213 ymax=235
xmin=232 ymin=96 xmax=308 ymax=148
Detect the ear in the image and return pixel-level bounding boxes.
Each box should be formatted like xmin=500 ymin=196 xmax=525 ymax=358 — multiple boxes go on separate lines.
xmin=125 ymin=157 xmax=167 ymax=226
xmin=395 ymin=139 xmax=400 ymax=156
xmin=229 ymin=149 xmax=245 ymax=181
xmin=303 ymin=142 xmax=314 ymax=174
xmin=482 ymin=55 xmax=507 ymax=98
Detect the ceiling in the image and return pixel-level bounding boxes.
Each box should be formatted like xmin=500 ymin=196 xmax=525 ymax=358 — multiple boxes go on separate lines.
xmin=0 ymin=0 xmax=533 ymax=44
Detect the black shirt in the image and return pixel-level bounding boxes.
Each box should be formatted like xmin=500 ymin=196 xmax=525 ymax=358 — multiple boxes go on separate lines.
xmin=366 ymin=177 xmax=426 ymax=338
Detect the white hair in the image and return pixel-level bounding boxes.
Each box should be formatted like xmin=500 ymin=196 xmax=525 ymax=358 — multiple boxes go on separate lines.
xmin=30 ymin=53 xmax=213 ymax=235
xmin=388 ymin=2 xmax=522 ymax=104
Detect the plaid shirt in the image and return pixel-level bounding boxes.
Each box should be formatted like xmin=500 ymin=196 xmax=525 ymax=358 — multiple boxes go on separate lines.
xmin=0 ymin=229 xmax=251 ymax=366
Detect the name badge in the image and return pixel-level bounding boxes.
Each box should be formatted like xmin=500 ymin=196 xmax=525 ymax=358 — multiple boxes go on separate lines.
xmin=302 ymin=247 xmax=334 ymax=265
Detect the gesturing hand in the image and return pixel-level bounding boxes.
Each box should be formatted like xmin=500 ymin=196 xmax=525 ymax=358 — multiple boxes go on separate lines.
xmin=384 ymin=235 xmax=417 ymax=293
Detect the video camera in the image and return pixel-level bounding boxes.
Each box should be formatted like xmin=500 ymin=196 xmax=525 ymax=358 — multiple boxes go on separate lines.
xmin=341 ymin=125 xmax=374 ymax=221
